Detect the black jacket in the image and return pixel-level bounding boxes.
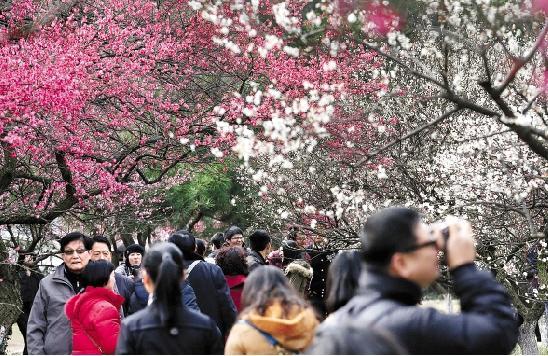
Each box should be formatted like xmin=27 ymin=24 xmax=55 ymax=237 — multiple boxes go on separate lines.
xmin=312 ymin=264 xmax=518 ymax=354
xmin=115 ymin=303 xmax=223 ymax=355
xmin=246 ymin=250 xmax=266 ymax=272
xmin=306 ymin=249 xmax=336 ymax=318
xmin=184 ymin=253 xmax=237 ymax=337
xmin=19 ymin=269 xmax=43 ymax=305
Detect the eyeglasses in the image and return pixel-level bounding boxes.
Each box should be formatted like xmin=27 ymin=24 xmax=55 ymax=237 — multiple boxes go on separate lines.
xmin=397 ymin=239 xmax=438 ymax=253
xmin=63 ymin=249 xmax=87 ymax=256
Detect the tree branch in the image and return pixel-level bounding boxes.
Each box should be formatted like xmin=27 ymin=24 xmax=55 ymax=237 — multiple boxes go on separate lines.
xmin=354 ymin=107 xmax=462 ymax=167
xmin=495 ymin=18 xmax=548 ymax=96
xmin=363 ymin=42 xmax=445 ymax=88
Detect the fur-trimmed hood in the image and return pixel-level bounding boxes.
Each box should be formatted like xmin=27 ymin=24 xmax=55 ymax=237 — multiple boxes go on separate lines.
xmin=284 ymin=260 xmax=313 ymax=279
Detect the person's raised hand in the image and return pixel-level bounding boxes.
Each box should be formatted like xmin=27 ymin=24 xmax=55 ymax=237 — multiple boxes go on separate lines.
xmin=444 ymin=218 xmax=476 ymax=270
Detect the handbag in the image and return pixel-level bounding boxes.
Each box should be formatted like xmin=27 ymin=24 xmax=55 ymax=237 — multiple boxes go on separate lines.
xmin=81 ymin=327 xmax=104 ymax=354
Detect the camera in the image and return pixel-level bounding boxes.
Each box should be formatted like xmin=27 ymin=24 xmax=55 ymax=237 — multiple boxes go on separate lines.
xmin=129 ymin=265 xmax=141 ymax=279
xmin=435 ymin=222 xmax=451 ymax=266
xmin=441 ymin=225 xmax=450 ymax=243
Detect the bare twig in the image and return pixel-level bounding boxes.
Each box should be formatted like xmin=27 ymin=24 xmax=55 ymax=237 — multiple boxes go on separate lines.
xmin=496 ymin=18 xmax=548 ymax=95
xmin=363 ymin=43 xmax=445 ymax=88
xmin=354 ymin=107 xmax=462 ymax=166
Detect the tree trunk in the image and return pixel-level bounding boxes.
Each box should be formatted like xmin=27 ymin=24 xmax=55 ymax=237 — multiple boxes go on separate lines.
xmin=518 ymin=320 xmax=539 ymax=355
xmin=136 ymin=229 xmax=149 ymax=248
xmin=0 ymin=240 xmax=22 ymax=353
xmin=120 ymin=232 xmax=134 ymax=249
xmin=110 ymin=235 xmax=120 ymax=266
xmin=187 ymin=211 xmax=204 ymax=233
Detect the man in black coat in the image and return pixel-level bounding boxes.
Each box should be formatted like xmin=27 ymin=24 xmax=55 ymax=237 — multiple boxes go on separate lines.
xmin=17 ymin=254 xmax=43 ymax=355
xmin=168 ymin=230 xmax=237 ymax=338
xmin=310 ymin=207 xmax=518 ymax=354
xmin=246 ymin=229 xmax=271 ymax=272
xmin=90 ymin=235 xmax=135 ymax=316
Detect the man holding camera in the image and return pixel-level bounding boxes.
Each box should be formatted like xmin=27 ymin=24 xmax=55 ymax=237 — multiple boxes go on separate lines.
xmin=309 ymin=207 xmax=518 ymax=354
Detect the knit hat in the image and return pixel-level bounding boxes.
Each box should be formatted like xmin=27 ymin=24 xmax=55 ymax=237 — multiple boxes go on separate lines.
xmin=125 ymin=244 xmax=144 ymax=260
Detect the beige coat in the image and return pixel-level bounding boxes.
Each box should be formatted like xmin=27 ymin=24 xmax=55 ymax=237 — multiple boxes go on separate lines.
xmin=225 ymin=302 xmax=318 ymax=355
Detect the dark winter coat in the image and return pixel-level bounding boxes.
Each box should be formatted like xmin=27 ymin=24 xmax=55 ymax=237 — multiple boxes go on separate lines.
xmin=65 ymin=286 xmax=124 ymax=355
xmin=19 ymin=269 xmax=43 ymax=304
xmin=246 ymin=250 xmax=266 ymax=272
xmin=184 ymin=253 xmax=237 ymax=337
xmin=306 ymin=249 xmax=336 ymax=318
xmin=115 ymin=303 xmax=223 ymax=355
xmin=27 ymin=264 xmax=78 ymax=355
xmin=114 ymin=272 xmax=134 ymax=316
xmin=128 ymin=279 xmax=200 ymax=314
xmin=312 ymin=263 xmax=519 ymax=354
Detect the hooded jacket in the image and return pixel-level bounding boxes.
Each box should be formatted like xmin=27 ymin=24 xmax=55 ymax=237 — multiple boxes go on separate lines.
xmin=65 ymin=286 xmax=124 ymax=355
xmin=27 ymin=264 xmax=77 ymax=355
xmin=284 ymin=260 xmax=313 ymax=297
xmin=225 ymin=302 xmax=318 ymax=354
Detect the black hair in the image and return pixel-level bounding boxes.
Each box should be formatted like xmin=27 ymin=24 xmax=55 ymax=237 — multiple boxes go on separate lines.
xmin=307 ymin=325 xmax=407 ymax=354
xmin=282 ymin=240 xmax=303 ymax=267
xmin=249 ymin=229 xmax=271 ymax=252
xmin=224 ymin=225 xmax=244 ymax=241
xmin=216 ymin=246 xmax=248 ymax=276
xmin=92 ymin=235 xmax=112 ymax=251
xmin=210 ymin=232 xmax=225 ymax=249
xmin=325 ymin=250 xmax=363 ymax=314
xmin=242 ymin=266 xmax=308 ymax=318
xmin=360 ymin=207 xmax=421 ymax=266
xmin=143 ymin=242 xmax=184 ymax=330
xmin=59 ymin=232 xmax=92 ymax=253
xmin=82 ymin=260 xmax=114 ymax=288
xmin=195 ymin=238 xmax=206 ymax=257
xmin=168 ymin=230 xmax=196 ymax=254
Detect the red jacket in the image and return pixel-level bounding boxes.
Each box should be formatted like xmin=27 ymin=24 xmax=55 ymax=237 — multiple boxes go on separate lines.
xmin=65 ymin=286 xmax=124 ymax=355
xmin=225 ymin=275 xmax=246 ymax=312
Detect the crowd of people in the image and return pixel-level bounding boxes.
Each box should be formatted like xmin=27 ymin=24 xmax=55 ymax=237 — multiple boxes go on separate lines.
xmin=19 ymin=207 xmax=520 ymax=354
